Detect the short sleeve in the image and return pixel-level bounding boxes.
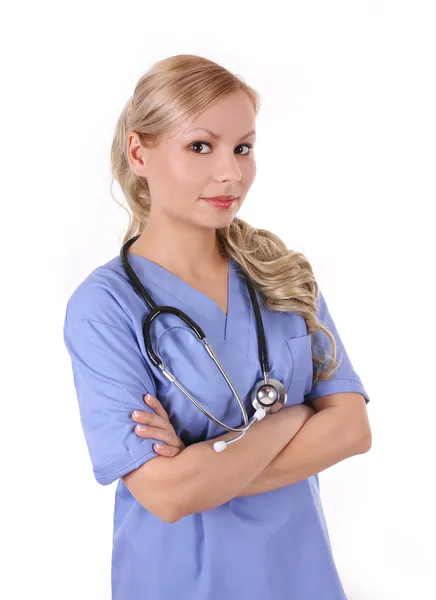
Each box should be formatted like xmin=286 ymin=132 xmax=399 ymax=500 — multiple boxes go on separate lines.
xmin=63 ymin=316 xmax=162 ymax=486
xmin=304 ymin=289 xmax=370 ymax=405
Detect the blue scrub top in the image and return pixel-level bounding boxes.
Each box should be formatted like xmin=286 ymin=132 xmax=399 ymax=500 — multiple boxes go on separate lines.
xmin=63 ymin=252 xmax=370 ymax=600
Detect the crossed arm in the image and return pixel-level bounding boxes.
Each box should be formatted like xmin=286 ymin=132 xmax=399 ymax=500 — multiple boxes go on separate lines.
xmin=234 ymin=392 xmax=372 ymax=498
xmin=128 ymin=392 xmax=371 ymax=520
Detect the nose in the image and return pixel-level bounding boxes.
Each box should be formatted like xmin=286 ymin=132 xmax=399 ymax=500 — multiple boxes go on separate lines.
xmin=212 ymin=151 xmax=242 ymax=185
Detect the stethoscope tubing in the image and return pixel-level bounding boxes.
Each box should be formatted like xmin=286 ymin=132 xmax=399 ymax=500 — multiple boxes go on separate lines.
xmin=120 ymin=234 xmax=270 ymax=437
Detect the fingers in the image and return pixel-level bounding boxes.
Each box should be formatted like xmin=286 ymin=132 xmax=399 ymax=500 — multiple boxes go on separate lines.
xmin=134 ymin=425 xmax=176 ymax=446
xmin=153 ymin=444 xmax=183 ymax=457
xmin=143 ymin=394 xmax=168 ymax=419
xmin=134 ymin=423 xmax=185 ymax=449
xmin=132 ymin=409 xmax=168 ymax=430
xmin=132 ymin=394 xmax=186 ymax=452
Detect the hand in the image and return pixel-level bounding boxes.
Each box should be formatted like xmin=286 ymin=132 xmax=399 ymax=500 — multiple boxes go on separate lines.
xmin=132 ymin=394 xmax=186 ymax=457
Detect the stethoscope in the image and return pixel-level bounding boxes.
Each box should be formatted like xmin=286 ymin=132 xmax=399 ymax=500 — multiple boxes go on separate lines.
xmin=120 ymin=235 xmax=287 ymax=452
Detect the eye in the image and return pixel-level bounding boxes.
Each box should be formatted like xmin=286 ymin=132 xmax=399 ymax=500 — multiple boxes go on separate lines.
xmin=190 ymin=141 xmax=212 ymax=154
xmin=236 ymin=143 xmax=253 ymax=156
xmin=189 ymin=141 xmax=253 ymax=155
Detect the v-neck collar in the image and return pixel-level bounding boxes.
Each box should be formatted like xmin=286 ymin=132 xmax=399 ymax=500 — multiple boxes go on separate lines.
xmin=123 ymin=252 xmax=250 ymax=347
xmin=125 ymin=252 xmax=232 ymax=313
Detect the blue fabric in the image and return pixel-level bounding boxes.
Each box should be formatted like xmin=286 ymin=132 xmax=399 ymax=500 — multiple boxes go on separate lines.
xmin=63 ymin=253 xmax=370 ymax=599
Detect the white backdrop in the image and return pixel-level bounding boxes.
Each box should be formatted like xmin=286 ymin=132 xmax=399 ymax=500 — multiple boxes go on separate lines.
xmin=2 ymin=1 xmax=435 ymax=598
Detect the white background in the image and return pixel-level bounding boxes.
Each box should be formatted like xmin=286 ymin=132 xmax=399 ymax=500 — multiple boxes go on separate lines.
xmin=2 ymin=1 xmax=435 ymax=598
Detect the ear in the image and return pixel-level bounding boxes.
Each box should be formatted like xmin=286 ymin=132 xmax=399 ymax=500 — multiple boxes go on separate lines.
xmin=127 ymin=131 xmax=152 ymax=176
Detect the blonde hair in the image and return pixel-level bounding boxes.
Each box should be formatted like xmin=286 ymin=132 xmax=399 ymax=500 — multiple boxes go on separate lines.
xmin=110 ymin=54 xmax=341 ymax=385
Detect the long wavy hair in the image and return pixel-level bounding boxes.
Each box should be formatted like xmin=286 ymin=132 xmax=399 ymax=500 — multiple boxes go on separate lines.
xmin=110 ymin=54 xmax=341 ymax=385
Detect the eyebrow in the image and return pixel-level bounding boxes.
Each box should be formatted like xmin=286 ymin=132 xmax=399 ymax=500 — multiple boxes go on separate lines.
xmin=186 ymin=127 xmax=256 ymax=140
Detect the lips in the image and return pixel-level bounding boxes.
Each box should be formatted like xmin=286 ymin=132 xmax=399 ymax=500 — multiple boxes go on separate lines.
xmin=202 ymin=196 xmax=237 ymax=209
xmin=201 ymin=196 xmax=237 ymax=201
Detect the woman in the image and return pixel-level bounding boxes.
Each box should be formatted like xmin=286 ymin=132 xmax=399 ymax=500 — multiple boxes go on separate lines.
xmin=63 ymin=54 xmax=371 ymax=600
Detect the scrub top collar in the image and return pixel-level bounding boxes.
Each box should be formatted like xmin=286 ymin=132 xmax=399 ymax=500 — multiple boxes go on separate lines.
xmin=124 ymin=253 xmax=253 ymax=355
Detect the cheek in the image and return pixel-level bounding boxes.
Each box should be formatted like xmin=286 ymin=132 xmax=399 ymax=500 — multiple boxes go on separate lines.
xmin=169 ymin=153 xmax=207 ymax=190
xmin=238 ymin=159 xmax=256 ymax=192
xmin=246 ymin=160 xmax=256 ymax=184
xmin=150 ymin=159 xmax=199 ymax=207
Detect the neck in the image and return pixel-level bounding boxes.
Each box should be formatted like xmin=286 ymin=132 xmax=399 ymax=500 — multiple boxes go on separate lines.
xmin=129 ymin=216 xmax=226 ymax=280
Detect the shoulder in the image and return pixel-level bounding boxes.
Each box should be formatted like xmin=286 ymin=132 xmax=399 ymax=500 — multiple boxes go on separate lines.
xmin=64 ymin=254 xmax=137 ymax=328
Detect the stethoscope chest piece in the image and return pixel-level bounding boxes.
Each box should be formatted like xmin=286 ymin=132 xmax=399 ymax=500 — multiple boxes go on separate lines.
xmin=252 ymin=378 xmax=287 ymax=415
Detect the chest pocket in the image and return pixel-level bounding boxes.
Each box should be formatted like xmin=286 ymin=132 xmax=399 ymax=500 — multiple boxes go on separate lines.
xmin=285 ymin=334 xmax=314 ymax=403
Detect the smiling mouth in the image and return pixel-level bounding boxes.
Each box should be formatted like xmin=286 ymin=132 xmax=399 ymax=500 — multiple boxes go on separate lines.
xmin=201 ymin=195 xmax=237 ymax=201
xmin=201 ymin=197 xmax=238 ymax=208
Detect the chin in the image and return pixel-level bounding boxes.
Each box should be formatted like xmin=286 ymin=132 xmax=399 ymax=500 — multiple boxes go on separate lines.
xmin=194 ymin=200 xmax=242 ymax=229
xmin=194 ymin=215 xmax=235 ymax=232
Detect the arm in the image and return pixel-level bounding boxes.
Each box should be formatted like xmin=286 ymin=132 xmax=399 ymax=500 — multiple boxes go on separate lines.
xmin=165 ymin=403 xmax=313 ymax=521
xmin=235 ymin=285 xmax=374 ymax=499
xmin=236 ymin=392 xmax=371 ymax=497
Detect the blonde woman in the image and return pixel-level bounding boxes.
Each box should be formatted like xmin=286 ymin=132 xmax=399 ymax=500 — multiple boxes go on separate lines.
xmin=63 ymin=54 xmax=371 ymax=600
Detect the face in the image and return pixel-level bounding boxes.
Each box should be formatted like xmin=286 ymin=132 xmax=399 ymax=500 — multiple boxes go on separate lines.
xmin=127 ymin=89 xmax=257 ymax=231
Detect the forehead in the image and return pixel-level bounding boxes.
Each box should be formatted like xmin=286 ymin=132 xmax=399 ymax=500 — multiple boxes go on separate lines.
xmin=173 ymin=92 xmax=256 ymax=141
xmin=185 ymin=127 xmax=256 ymax=141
